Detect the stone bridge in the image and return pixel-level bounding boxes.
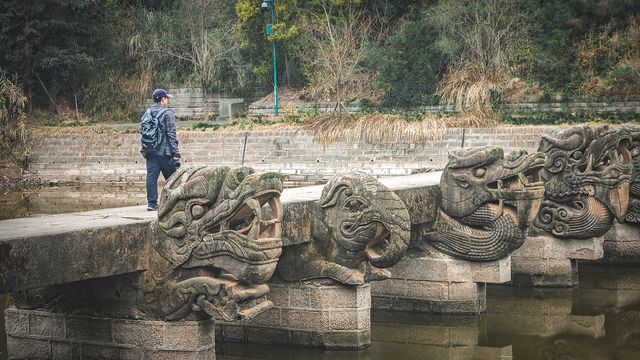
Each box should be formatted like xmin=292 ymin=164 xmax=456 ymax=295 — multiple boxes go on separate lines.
xmin=1 ymin=124 xmax=639 ymax=358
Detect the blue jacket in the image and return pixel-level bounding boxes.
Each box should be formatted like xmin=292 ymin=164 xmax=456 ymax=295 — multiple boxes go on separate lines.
xmin=149 ymin=103 xmax=180 ymax=157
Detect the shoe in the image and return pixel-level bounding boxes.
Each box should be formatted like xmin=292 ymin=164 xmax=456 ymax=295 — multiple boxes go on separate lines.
xmin=147 ymin=204 xmax=158 ymax=211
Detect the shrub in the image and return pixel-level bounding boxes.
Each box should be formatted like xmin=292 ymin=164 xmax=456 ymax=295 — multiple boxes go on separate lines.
xmin=0 ymin=69 xmax=29 ymax=165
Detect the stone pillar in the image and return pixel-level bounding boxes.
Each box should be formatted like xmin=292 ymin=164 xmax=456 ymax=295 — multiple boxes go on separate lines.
xmin=510 ymin=234 xmax=604 ymax=287
xmin=4 ymin=308 xmax=215 ymax=359
xmin=601 ymin=223 xmax=640 ymax=264
xmin=216 ymin=283 xmax=371 ymax=349
xmin=371 ymin=248 xmax=511 ymax=314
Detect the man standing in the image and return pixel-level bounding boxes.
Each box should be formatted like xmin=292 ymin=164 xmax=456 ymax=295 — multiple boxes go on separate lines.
xmin=143 ymin=88 xmax=181 ymax=211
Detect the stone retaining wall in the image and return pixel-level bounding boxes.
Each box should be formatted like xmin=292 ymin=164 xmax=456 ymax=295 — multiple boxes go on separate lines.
xmin=249 ymin=101 xmax=640 ymax=116
xmin=28 ymin=126 xmax=553 ymax=183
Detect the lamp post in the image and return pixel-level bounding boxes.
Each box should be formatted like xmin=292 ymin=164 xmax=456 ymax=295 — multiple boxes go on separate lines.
xmin=260 ymin=0 xmax=278 ymax=116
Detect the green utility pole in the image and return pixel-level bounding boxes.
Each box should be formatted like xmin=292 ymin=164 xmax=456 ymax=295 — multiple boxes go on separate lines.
xmin=262 ymin=0 xmax=278 ymax=116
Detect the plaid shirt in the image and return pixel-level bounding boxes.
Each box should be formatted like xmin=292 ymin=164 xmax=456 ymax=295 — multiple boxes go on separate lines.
xmin=149 ymin=103 xmax=180 ymax=157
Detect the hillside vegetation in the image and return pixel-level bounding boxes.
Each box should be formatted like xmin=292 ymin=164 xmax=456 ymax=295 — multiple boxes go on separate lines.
xmin=0 ymin=0 xmax=639 ymax=162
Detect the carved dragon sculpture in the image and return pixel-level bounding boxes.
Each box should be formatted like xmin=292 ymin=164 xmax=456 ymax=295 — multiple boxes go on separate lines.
xmin=534 ymin=125 xmax=632 ymax=238
xmin=423 ymin=146 xmax=546 ymax=261
xmin=141 ymin=166 xmax=284 ymax=321
xmin=276 ymin=171 xmax=411 ymax=285
xmin=12 ymin=166 xmax=284 ymax=322
xmin=622 ymin=123 xmax=640 ymax=224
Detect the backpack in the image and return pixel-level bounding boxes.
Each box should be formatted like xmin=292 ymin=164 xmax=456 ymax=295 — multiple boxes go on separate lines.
xmin=140 ymin=107 xmax=169 ymax=153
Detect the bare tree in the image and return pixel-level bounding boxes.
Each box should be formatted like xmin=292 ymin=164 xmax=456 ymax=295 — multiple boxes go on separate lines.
xmin=301 ymin=1 xmax=374 ymax=112
xmin=129 ymin=0 xmax=247 ymax=96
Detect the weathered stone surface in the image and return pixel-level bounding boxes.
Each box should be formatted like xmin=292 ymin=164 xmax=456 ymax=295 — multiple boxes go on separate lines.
xmin=511 ymin=234 xmax=603 ymax=286
xmin=0 ymin=207 xmax=154 ymax=294
xmin=420 ymin=146 xmax=546 ymax=261
xmin=277 ymin=172 xmax=411 ymax=285
xmin=534 ymin=125 xmax=632 ymax=239
xmin=9 ymin=166 xmax=285 ymax=324
xmin=216 ymin=283 xmax=371 ymax=349
xmin=4 ymin=308 xmax=216 ymax=359
xmin=372 ymin=246 xmax=508 ymax=314
xmin=601 ymin=223 xmax=640 ymax=264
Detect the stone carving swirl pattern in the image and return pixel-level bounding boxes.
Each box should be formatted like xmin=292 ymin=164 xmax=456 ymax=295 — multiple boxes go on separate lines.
xmin=623 ymin=124 xmax=640 ymax=224
xmin=424 ymin=146 xmax=546 ymax=261
xmin=534 ymin=125 xmax=632 ymax=238
xmin=277 ymin=171 xmax=411 ymax=285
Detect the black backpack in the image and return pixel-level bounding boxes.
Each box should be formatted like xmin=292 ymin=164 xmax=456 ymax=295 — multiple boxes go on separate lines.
xmin=140 ymin=107 xmax=169 ymax=153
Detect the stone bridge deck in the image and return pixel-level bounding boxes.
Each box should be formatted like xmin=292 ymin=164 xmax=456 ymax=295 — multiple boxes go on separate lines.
xmin=0 ymin=172 xmax=443 ymax=295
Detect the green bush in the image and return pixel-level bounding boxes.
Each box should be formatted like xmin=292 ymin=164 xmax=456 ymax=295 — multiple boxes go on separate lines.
xmin=368 ymin=19 xmax=448 ymax=107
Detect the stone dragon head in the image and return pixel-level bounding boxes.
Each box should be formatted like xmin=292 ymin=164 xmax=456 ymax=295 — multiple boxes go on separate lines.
xmin=277 ymin=172 xmax=411 ymax=285
xmin=143 ymin=166 xmax=284 ymax=321
xmin=425 ymin=146 xmax=546 ymax=261
xmin=440 ymin=146 xmax=546 ymax=229
xmin=535 ymin=125 xmax=632 ymax=237
xmin=622 ymin=123 xmax=640 ymax=223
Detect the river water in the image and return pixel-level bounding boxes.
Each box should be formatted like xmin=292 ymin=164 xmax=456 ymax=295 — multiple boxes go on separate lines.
xmin=1 ymin=186 xmax=639 ymax=359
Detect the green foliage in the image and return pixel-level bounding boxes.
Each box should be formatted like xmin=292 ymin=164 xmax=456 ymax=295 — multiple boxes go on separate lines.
xmin=501 ymin=110 xmax=638 ymax=126
xmin=0 ymin=0 xmax=127 ymax=112
xmin=0 ymin=0 xmax=639 ymax=123
xmin=368 ymin=19 xmax=448 ymax=107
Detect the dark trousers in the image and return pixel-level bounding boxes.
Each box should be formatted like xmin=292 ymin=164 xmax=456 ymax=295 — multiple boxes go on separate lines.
xmin=146 ymin=154 xmax=177 ymax=206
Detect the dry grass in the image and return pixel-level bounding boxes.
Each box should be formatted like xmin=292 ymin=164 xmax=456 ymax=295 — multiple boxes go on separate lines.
xmin=303 ymin=113 xmax=455 ymax=146
xmin=438 ymin=59 xmax=511 ymax=128
xmin=0 ymin=70 xmax=29 ymax=164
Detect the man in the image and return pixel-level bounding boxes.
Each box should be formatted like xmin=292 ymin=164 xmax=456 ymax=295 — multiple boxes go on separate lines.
xmin=144 ymin=88 xmax=181 ymax=211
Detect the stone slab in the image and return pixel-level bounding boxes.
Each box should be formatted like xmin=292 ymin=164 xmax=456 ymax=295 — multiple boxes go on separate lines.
xmin=511 ymin=234 xmax=604 ymax=287
xmin=4 ymin=308 xmax=215 ymax=359
xmin=0 ymin=206 xmax=155 ymax=294
xmin=0 ymin=172 xmax=444 ymax=293
xmin=279 ymin=172 xmax=442 ymax=246
xmin=216 ymin=283 xmax=371 ymax=349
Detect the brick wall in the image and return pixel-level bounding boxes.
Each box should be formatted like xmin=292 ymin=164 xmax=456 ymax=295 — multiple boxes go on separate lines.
xmin=28 ymin=126 xmax=555 ymax=183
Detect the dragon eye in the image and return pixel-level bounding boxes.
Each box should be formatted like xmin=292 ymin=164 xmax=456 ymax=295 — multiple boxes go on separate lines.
xmin=474 ymin=168 xmax=486 ymax=177
xmin=343 ymin=198 xmax=366 ymax=212
xmin=572 ymin=151 xmax=582 ymax=160
xmin=191 ymin=204 xmax=205 ymax=219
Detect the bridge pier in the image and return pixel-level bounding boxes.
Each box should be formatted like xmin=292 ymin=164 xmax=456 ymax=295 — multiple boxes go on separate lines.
xmin=511 ymin=234 xmax=604 ymax=287
xmin=217 ymin=283 xmax=371 ymax=349
xmin=371 ymin=247 xmax=511 ymax=314
xmin=4 ymin=308 xmax=216 ymax=359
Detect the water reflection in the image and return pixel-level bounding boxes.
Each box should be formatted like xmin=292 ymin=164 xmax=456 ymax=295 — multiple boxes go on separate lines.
xmin=0 ymin=184 xmax=148 ymax=220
